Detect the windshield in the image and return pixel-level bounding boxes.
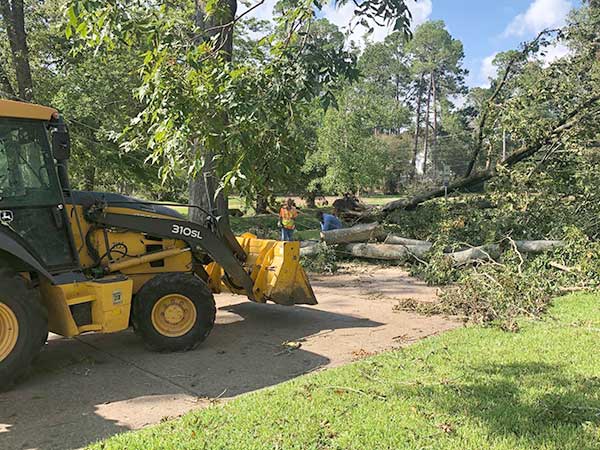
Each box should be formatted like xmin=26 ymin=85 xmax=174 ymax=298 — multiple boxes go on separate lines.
xmin=0 ymin=119 xmax=58 ymax=204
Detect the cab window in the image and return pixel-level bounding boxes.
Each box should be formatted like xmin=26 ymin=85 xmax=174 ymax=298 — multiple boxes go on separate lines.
xmin=0 ymin=119 xmax=58 ymax=205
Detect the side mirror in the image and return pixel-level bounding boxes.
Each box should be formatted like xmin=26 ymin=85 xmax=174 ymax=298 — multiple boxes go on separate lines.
xmin=52 ymin=130 xmax=70 ymax=161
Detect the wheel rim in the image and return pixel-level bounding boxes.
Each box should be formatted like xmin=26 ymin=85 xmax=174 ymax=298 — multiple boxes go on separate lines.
xmin=0 ymin=302 xmax=19 ymax=362
xmin=151 ymin=294 xmax=197 ymax=338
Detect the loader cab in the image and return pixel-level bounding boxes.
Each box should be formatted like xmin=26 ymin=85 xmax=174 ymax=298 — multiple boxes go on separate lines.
xmin=0 ymin=100 xmax=79 ymax=275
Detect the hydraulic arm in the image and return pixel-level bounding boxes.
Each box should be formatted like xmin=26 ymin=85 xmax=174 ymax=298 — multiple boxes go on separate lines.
xmin=85 ymin=203 xmax=257 ymax=299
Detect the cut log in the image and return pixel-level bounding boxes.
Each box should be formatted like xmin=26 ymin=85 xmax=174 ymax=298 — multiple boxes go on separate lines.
xmin=381 ymin=234 xmax=432 ymax=248
xmin=515 ymin=240 xmax=564 ymax=253
xmin=446 ymin=240 xmax=565 ymax=266
xmin=300 ymin=241 xmax=321 ymax=257
xmin=345 ymin=243 xmax=431 ymax=261
xmin=300 ymin=240 xmax=319 ymax=248
xmin=447 ymin=244 xmax=501 ymax=266
xmin=321 ymin=222 xmax=383 ymax=245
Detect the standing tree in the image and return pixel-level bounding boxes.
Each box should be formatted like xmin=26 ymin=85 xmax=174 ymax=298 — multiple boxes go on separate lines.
xmin=305 ymin=84 xmax=396 ymax=195
xmin=0 ymin=0 xmax=34 ymax=100
xmin=405 ymin=20 xmax=467 ymax=177
xmin=188 ymin=0 xmax=237 ymax=222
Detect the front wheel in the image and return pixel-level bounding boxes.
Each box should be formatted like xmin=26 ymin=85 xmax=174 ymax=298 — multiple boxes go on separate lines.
xmin=0 ymin=270 xmax=48 ymax=391
xmin=132 ymin=273 xmax=216 ymax=352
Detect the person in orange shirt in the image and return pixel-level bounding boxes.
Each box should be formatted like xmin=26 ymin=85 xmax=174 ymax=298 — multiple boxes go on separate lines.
xmin=278 ymin=198 xmax=298 ymax=241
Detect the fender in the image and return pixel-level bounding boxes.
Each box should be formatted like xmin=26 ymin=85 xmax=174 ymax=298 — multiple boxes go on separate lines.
xmin=0 ymin=231 xmax=56 ymax=283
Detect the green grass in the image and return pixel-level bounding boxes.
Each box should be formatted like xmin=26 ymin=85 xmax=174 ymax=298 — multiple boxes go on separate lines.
xmin=360 ymin=194 xmax=402 ymax=206
xmin=229 ymin=208 xmax=323 ymax=240
xmin=90 ymin=293 xmax=600 ymax=450
xmin=166 ymin=194 xmax=400 ymax=217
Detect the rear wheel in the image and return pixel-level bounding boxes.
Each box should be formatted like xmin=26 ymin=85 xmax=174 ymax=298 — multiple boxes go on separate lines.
xmin=132 ymin=273 xmax=216 ymax=352
xmin=0 ymin=270 xmax=48 ymax=391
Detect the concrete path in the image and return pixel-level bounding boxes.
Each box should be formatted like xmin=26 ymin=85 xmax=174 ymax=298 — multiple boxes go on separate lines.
xmin=0 ymin=265 xmax=458 ymax=450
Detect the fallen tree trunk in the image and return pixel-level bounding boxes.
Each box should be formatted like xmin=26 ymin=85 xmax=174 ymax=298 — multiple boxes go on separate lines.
xmin=341 ymin=240 xmax=566 ymax=265
xmin=447 ymin=244 xmax=501 ymax=266
xmin=381 ymin=169 xmax=494 ymax=212
xmin=321 ymin=222 xmax=382 ymax=244
xmin=381 ymin=95 xmax=600 ymax=214
xmin=300 ymin=241 xmax=321 ymax=257
xmin=300 ymin=240 xmax=319 ymax=248
xmin=447 ymin=240 xmax=564 ymax=266
xmin=514 ymin=240 xmax=564 ymax=253
xmin=380 ymin=234 xmax=432 ymax=248
xmin=344 ymin=243 xmax=432 ymax=261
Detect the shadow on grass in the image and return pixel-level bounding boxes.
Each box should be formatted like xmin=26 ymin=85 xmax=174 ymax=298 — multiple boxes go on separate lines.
xmin=394 ymin=361 xmax=600 ymax=447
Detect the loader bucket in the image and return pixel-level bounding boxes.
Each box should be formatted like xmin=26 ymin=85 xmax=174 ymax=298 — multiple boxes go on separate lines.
xmin=236 ymin=233 xmax=317 ymax=305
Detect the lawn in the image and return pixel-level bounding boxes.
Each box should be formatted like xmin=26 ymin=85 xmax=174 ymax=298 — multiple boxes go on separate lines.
xmin=167 ymin=194 xmax=402 ymax=217
xmin=89 ymin=293 xmax=600 ymax=450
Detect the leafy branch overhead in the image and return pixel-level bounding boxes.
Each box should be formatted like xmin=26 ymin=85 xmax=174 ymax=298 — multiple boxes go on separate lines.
xmin=66 ymin=0 xmax=414 ymax=200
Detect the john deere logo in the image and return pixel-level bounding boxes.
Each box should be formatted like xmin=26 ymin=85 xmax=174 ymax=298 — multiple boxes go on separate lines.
xmin=0 ymin=210 xmax=13 ymax=224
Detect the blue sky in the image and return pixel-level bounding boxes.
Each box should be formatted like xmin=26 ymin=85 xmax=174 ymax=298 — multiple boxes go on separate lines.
xmin=243 ymin=0 xmax=580 ymax=87
xmin=426 ymin=0 xmax=579 ymax=86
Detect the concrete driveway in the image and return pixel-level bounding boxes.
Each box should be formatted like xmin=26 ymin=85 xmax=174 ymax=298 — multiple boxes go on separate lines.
xmin=0 ymin=265 xmax=458 ymax=450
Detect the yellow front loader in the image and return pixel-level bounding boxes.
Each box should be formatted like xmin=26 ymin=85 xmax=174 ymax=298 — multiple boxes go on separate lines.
xmin=0 ymin=99 xmax=316 ymax=389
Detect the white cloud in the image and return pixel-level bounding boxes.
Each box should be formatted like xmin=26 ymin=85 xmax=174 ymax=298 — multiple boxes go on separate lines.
xmin=478 ymin=52 xmax=498 ymax=87
xmin=536 ymin=42 xmax=570 ymax=65
xmin=409 ymin=0 xmax=433 ymax=29
xmin=503 ymin=0 xmax=572 ymax=37
xmin=322 ymin=0 xmax=432 ymax=48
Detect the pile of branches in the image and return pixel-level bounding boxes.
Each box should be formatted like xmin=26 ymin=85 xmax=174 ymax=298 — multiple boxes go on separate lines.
xmin=302 ymin=222 xmax=564 ymax=265
xmin=301 ymin=223 xmax=600 ymax=330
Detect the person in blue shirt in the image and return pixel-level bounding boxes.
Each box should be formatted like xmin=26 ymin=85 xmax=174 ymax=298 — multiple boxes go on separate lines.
xmin=317 ymin=211 xmax=343 ymax=231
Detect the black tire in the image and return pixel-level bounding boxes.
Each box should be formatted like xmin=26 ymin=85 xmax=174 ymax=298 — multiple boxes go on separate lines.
xmin=0 ymin=269 xmax=48 ymax=391
xmin=132 ymin=273 xmax=216 ymax=352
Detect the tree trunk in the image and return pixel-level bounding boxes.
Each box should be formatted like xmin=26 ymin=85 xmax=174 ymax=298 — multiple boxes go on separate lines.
xmin=422 ymin=72 xmax=433 ymax=176
xmin=320 ymin=222 xmax=383 ymax=244
xmin=431 ymin=72 xmax=437 ymax=175
xmin=382 ymin=168 xmax=495 ymax=212
xmin=448 ymin=244 xmax=500 ymax=266
xmin=432 ymin=72 xmax=437 ymax=146
xmin=189 ymin=0 xmax=237 ymax=223
xmin=484 ymin=141 xmax=493 ymax=170
xmin=189 ymin=148 xmax=229 ymax=222
xmin=448 ymin=240 xmax=564 ymax=266
xmin=0 ymin=0 xmax=34 ymax=101
xmin=0 ymin=58 xmax=15 ymax=98
xmin=304 ymin=192 xmax=316 ymax=209
xmin=255 ymin=193 xmax=269 ymax=214
xmin=380 ymin=235 xmax=432 ymax=248
xmin=343 ymin=240 xmax=564 ymax=265
xmin=345 ymin=243 xmax=431 ymax=261
xmin=514 ymin=240 xmax=564 ymax=253
xmin=410 ymin=73 xmax=425 ymax=180
xmin=300 ymin=241 xmax=321 ymax=257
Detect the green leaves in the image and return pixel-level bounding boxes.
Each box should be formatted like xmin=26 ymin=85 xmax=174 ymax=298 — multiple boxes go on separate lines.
xmin=65 ymin=0 xmax=385 ymax=199
xmin=338 ymin=0 xmax=412 ymax=38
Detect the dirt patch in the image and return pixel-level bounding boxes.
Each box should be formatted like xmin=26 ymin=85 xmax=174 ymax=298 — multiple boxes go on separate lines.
xmin=0 ymin=265 xmax=458 ymax=450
